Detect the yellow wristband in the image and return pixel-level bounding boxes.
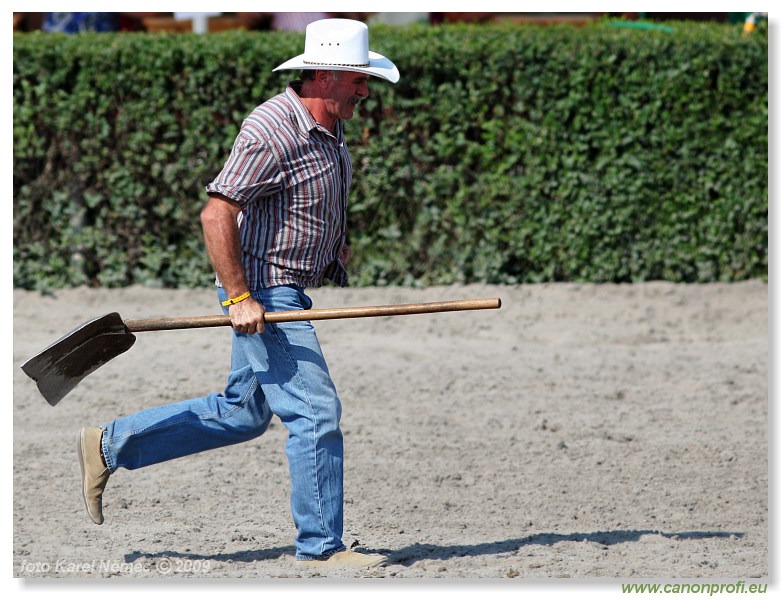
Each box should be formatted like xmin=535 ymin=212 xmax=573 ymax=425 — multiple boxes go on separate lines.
xmin=221 ymin=291 xmax=251 ymax=307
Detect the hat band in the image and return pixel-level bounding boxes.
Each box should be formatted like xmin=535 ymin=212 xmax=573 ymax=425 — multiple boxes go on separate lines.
xmin=303 ymin=59 xmax=371 ymax=68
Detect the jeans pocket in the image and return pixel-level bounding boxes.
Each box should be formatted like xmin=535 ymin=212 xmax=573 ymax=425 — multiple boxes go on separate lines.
xmin=294 ymin=286 xmax=313 ymax=311
xmin=274 ymin=284 xmax=313 ymax=311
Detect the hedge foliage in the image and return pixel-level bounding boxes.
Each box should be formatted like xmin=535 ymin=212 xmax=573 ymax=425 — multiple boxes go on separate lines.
xmin=13 ymin=21 xmax=767 ymax=289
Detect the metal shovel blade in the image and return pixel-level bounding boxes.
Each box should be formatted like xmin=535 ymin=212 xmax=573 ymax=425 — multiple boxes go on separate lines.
xmin=20 ymin=313 xmax=137 ymax=406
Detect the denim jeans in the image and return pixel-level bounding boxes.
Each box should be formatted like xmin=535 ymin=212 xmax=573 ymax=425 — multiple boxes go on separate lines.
xmin=100 ymin=285 xmax=345 ymax=560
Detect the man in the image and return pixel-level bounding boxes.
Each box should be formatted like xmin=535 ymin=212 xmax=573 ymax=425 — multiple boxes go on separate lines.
xmin=77 ymin=19 xmax=399 ymax=568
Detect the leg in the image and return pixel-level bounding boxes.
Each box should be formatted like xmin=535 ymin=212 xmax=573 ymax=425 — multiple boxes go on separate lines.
xmin=100 ymin=337 xmax=272 ymax=471
xmin=232 ymin=286 xmax=345 ymax=559
xmin=80 ymin=352 xmax=269 ymax=523
xmin=78 ymin=289 xmax=271 ymax=524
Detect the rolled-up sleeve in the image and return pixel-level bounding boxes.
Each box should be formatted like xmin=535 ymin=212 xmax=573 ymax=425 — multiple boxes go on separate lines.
xmin=206 ymin=132 xmax=284 ymax=206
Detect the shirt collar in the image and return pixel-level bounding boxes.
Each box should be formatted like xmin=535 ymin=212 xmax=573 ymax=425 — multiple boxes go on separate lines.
xmin=286 ymin=81 xmax=342 ymax=139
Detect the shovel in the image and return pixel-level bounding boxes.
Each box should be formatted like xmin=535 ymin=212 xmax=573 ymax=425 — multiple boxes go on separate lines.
xmin=21 ymin=297 xmax=501 ymax=406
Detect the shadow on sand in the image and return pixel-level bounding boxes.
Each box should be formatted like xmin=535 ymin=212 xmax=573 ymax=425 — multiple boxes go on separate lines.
xmin=123 ymin=529 xmax=742 ymax=567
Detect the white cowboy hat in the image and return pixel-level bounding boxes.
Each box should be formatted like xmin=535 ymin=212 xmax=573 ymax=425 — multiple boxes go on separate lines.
xmin=273 ymin=18 xmax=399 ymax=83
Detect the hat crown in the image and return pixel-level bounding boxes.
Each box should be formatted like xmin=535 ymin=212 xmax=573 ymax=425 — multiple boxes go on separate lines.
xmin=303 ymin=19 xmax=370 ymax=67
xmin=272 ymin=18 xmax=399 ymax=83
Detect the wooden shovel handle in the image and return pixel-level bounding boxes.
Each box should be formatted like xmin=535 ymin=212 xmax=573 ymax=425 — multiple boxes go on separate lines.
xmin=124 ymin=298 xmax=502 ymax=333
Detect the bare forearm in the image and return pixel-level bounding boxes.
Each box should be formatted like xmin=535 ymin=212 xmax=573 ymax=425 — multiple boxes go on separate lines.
xmin=200 ymin=195 xmax=248 ymax=298
xmin=200 ymin=195 xmax=266 ymax=334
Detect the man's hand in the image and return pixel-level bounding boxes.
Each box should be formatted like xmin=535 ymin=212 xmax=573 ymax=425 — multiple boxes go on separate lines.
xmin=229 ymin=296 xmax=266 ymax=335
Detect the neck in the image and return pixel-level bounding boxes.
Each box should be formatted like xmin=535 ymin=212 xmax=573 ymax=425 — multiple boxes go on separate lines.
xmin=298 ymin=80 xmax=338 ymax=133
xmin=301 ymin=98 xmax=338 ymax=133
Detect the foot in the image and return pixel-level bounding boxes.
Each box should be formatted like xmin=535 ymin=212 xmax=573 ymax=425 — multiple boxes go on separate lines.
xmin=77 ymin=427 xmax=110 ymax=525
xmin=301 ymin=549 xmax=388 ymax=569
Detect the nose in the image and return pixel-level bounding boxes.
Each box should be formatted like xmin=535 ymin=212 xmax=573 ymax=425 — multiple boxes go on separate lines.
xmin=357 ymin=81 xmax=369 ymax=98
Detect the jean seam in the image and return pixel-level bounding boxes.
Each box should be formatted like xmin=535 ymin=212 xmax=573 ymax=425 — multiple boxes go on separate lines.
xmin=266 ymin=320 xmax=330 ymax=555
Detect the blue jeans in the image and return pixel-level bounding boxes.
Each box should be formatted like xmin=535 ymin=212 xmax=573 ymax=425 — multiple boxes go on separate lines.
xmin=100 ymin=285 xmax=345 ymax=560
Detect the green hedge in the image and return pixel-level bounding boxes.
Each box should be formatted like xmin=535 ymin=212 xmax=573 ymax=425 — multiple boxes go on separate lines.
xmin=13 ymin=21 xmax=767 ymax=289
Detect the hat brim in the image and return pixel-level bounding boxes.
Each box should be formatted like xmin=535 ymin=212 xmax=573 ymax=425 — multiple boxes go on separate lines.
xmin=273 ymin=50 xmax=399 ymax=83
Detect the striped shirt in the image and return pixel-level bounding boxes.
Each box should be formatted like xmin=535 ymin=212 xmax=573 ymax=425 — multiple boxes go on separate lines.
xmin=206 ymin=83 xmax=351 ymax=289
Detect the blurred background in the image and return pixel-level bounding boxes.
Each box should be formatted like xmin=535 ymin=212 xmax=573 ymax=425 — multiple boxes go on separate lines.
xmin=11 ymin=11 xmax=767 ymax=34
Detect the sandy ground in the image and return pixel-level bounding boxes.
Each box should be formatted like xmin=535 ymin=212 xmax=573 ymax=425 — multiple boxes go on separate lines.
xmin=11 ymin=282 xmax=769 ymax=589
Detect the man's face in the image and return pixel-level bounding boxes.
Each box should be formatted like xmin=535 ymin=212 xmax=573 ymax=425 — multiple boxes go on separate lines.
xmin=322 ymin=70 xmax=370 ymax=121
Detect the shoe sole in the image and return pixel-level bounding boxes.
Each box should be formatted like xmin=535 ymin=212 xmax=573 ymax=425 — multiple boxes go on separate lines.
xmin=299 ymin=553 xmax=387 ymax=568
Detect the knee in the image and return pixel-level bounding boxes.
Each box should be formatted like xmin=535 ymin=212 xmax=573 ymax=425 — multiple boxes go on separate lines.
xmin=319 ymin=402 xmax=342 ymax=434
xmin=308 ymin=398 xmax=342 ymax=441
xmin=231 ymin=399 xmax=274 ymax=440
xmin=274 ymin=396 xmax=341 ymax=440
